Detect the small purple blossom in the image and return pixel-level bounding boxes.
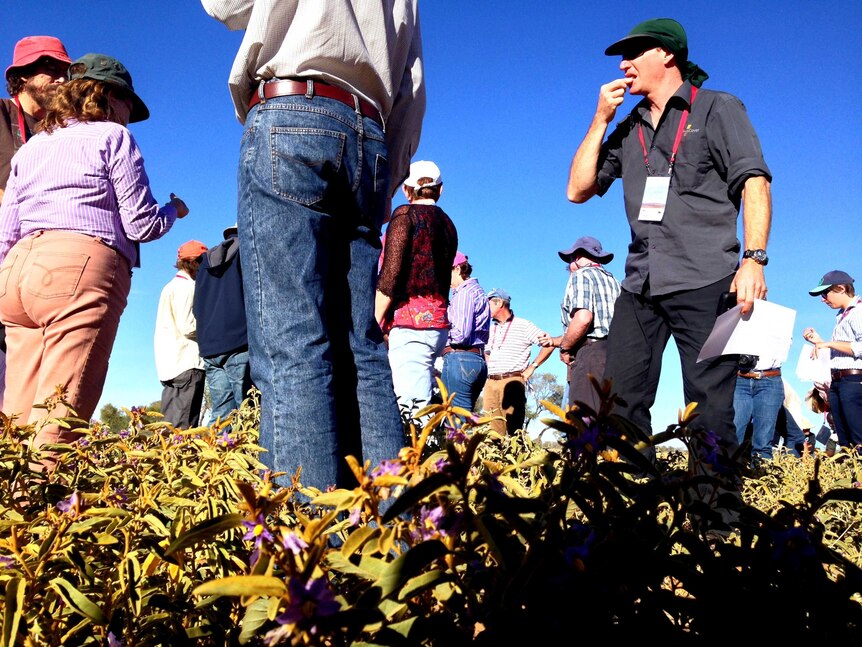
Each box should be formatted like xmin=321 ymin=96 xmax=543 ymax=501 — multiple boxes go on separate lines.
xmin=445 ymin=425 xmax=467 ymax=444
xmin=107 ymin=632 xmax=123 ymax=647
xmin=76 ymin=437 xmax=90 ymax=447
xmin=281 ymin=530 xmax=309 ymax=555
xmin=433 ymin=458 xmax=449 ymax=472
xmin=414 ymin=505 xmax=457 ymax=541
xmin=565 ymin=422 xmax=602 ymax=458
xmin=371 ymin=459 xmax=402 ymax=478
xmin=242 ymin=515 xmax=275 ymax=546
xmin=56 ymin=491 xmax=82 ymax=517
xmin=107 ymin=488 xmax=128 ymax=506
xmin=217 ymin=430 xmax=236 ymax=448
xmin=348 ymin=508 xmax=361 ymax=526
xmin=264 ymin=577 xmax=341 ymax=642
xmin=0 ymin=555 xmax=15 ymax=569
xmin=118 ymin=428 xmax=131 ymax=439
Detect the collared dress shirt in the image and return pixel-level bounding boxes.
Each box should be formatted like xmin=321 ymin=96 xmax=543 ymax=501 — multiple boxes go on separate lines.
xmin=486 ymin=316 xmax=544 ymax=375
xmin=200 ymin=0 xmax=426 ymax=190
xmin=0 ymin=120 xmax=176 ymax=268
xmin=596 ymin=81 xmax=771 ymax=296
xmin=447 ymin=278 xmax=490 ymax=349
xmin=561 ymin=265 xmax=621 ymax=339
xmin=154 ymin=270 xmax=204 ymax=382
xmin=829 ymin=296 xmax=862 ymax=370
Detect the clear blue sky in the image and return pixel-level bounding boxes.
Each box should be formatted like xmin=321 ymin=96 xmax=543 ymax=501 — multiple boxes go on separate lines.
xmin=5 ymin=1 xmax=861 ymax=430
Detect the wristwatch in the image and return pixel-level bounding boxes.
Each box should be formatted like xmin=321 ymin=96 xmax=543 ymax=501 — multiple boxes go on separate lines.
xmin=742 ymin=249 xmax=769 ymax=266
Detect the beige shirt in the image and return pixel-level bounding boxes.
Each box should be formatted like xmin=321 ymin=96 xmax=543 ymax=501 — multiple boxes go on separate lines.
xmin=154 ymin=271 xmax=204 ymax=381
xmin=201 ymin=0 xmax=426 ymax=191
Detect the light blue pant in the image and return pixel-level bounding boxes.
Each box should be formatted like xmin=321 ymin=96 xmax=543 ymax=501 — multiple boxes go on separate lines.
xmin=387 ymin=327 xmax=447 ymax=417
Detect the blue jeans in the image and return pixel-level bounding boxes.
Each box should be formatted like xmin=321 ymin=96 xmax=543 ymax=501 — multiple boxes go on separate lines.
xmin=204 ymin=350 xmax=252 ymax=425
xmin=733 ymin=374 xmax=784 ymax=459
xmin=441 ymin=350 xmax=487 ymax=414
xmin=237 ymin=93 xmax=403 ymax=490
xmin=829 ymin=376 xmax=862 ymax=447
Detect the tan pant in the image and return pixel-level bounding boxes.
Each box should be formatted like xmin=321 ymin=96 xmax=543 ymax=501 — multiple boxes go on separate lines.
xmin=0 ymin=231 xmax=131 ymax=450
xmin=483 ymin=375 xmax=526 ymax=435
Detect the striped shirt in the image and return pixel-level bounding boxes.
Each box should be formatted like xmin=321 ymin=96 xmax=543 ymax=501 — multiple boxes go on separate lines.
xmin=486 ymin=316 xmax=545 ymax=374
xmin=0 ymin=120 xmax=176 ymax=268
xmin=829 ymin=296 xmax=862 ymax=369
xmin=448 ymin=278 xmax=490 ymax=348
xmin=561 ymin=265 xmax=621 ymax=338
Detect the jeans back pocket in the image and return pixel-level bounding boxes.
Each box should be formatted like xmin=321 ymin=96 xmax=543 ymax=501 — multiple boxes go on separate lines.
xmin=25 ymin=252 xmax=89 ymax=299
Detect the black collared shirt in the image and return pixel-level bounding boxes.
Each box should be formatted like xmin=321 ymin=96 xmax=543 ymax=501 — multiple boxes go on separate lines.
xmin=596 ymin=81 xmax=771 ymax=296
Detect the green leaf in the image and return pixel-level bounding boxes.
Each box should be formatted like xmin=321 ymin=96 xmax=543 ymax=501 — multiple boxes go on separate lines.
xmin=377 ymin=540 xmax=447 ymax=599
xmin=2 ymin=578 xmax=25 ymax=647
xmin=238 ymin=597 xmax=270 ymax=644
xmin=342 ymin=525 xmax=377 ymax=557
xmin=814 ymin=487 xmax=862 ymax=508
xmin=325 ymin=552 xmax=379 ymax=580
xmin=164 ymin=513 xmax=244 ymax=557
xmin=193 ymin=575 xmax=287 ymax=598
xmin=50 ymin=577 xmax=109 ymax=625
xmin=381 ymin=473 xmax=451 ymax=523
xmin=310 ymin=489 xmax=358 ymax=510
xmin=396 ymin=569 xmax=450 ymax=602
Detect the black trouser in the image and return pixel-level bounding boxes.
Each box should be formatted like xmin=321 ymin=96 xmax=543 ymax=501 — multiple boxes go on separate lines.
xmin=160 ymin=368 xmax=206 ymax=429
xmin=604 ymin=275 xmax=738 ymax=453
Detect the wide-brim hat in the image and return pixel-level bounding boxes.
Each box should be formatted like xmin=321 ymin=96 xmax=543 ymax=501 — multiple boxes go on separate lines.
xmin=809 ymin=270 xmax=854 ymax=296
xmin=68 ymin=53 xmax=149 ymax=123
xmin=558 ymin=236 xmax=614 ymax=263
xmin=5 ymin=35 xmax=71 ymax=81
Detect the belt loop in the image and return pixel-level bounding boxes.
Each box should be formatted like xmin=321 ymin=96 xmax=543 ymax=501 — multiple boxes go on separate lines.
xmin=257 ymin=81 xmax=267 ymax=105
xmin=352 ymin=93 xmax=361 ymax=116
xmin=305 ymin=79 xmax=314 ymax=99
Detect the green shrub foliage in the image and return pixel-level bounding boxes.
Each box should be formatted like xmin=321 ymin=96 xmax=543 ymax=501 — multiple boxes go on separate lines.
xmin=1 ymin=382 xmax=860 ymax=645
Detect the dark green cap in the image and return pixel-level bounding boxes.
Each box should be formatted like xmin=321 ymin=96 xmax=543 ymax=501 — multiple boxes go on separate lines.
xmin=68 ymin=53 xmax=149 ymax=123
xmin=604 ymin=18 xmax=709 ymax=88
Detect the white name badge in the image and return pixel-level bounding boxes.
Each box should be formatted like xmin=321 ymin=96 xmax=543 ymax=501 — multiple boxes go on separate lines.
xmin=638 ymin=175 xmax=671 ymax=222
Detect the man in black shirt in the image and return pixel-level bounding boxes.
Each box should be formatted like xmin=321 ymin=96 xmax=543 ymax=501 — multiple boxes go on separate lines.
xmin=566 ymin=18 xmax=772 ymax=455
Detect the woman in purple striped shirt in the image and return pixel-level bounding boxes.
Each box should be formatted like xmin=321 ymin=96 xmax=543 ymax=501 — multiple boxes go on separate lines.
xmin=0 ymin=54 xmax=188 ymax=465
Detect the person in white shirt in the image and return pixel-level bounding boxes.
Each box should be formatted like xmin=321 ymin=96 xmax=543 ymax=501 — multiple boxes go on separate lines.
xmin=155 ymin=240 xmax=207 ymax=428
xmin=483 ymin=289 xmax=553 ymax=435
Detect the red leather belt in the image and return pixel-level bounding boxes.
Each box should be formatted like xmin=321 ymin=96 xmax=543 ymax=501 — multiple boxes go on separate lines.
xmin=248 ymin=79 xmax=383 ymax=127
xmin=737 ymin=369 xmax=781 ymax=379
xmin=442 ymin=345 xmax=483 ymax=357
xmin=488 ymin=371 xmax=524 ymax=380
xmin=831 ymin=368 xmax=862 ymax=381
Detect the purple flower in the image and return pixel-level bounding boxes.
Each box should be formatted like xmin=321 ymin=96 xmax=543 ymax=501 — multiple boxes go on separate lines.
xmin=56 ymin=491 xmax=82 ymax=517
xmin=0 ymin=555 xmax=15 ymax=569
xmin=564 ymin=523 xmax=595 ymax=565
xmin=243 ymin=515 xmax=275 ymax=546
xmin=414 ymin=505 xmax=456 ymax=541
xmin=107 ymin=632 xmax=123 ymax=647
xmin=279 ymin=577 xmax=340 ymax=630
xmin=281 ymin=530 xmax=308 ymax=555
xmin=76 ymin=437 xmax=90 ymax=447
xmin=771 ymin=526 xmax=818 ymax=567
xmin=107 ymin=488 xmax=128 ymax=506
xmin=565 ymin=422 xmax=602 ymax=458
xmin=118 ymin=428 xmax=131 ymax=439
xmin=371 ymin=459 xmax=402 ymax=478
xmin=433 ymin=458 xmax=449 ymax=472
xmin=217 ymin=430 xmax=236 ymax=448
xmin=348 ymin=508 xmax=361 ymax=526
xmin=445 ymin=425 xmax=467 ymax=444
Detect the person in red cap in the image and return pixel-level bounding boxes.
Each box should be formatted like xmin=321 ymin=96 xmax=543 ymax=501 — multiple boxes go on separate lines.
xmin=154 ymin=241 xmax=208 ymax=429
xmin=1 ymin=36 xmax=71 ymax=204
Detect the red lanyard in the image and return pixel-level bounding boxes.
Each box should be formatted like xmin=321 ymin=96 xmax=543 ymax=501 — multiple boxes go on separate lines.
xmin=491 ymin=317 xmax=514 ymax=351
xmin=14 ymin=96 xmax=28 ymax=144
xmin=838 ymin=297 xmax=860 ymax=323
xmin=637 ymin=86 xmax=698 ymax=176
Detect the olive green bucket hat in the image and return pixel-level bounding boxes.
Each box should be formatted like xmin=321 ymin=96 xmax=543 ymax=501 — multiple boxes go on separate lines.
xmin=68 ymin=53 xmax=149 ymax=122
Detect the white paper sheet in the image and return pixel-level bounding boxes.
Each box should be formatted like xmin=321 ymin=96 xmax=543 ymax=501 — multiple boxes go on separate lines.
xmin=697 ymin=299 xmax=796 ymax=363
xmin=794 ymin=343 xmax=831 ymax=383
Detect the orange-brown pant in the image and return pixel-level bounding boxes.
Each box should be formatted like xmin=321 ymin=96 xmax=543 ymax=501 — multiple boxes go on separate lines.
xmin=0 ymin=231 xmax=131 ymax=451
xmin=483 ymin=375 xmax=526 ymax=435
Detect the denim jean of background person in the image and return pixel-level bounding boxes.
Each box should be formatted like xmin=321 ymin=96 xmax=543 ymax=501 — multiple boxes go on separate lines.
xmin=238 ymin=95 xmax=403 ymax=490
xmin=733 ymin=372 xmax=784 ymax=460
xmin=205 ymin=350 xmax=251 ymax=424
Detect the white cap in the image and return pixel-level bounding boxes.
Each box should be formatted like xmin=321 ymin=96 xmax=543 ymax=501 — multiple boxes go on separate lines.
xmin=404 ymin=160 xmax=442 ymax=188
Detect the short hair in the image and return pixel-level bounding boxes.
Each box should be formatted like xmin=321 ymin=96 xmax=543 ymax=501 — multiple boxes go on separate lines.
xmin=176 ymin=257 xmax=202 ymax=274
xmin=404 ymin=177 xmax=442 ymax=202
xmin=835 ymin=283 xmax=856 ymax=297
xmin=455 ymin=260 xmax=473 ymax=280
xmin=38 ymin=79 xmax=129 ymax=133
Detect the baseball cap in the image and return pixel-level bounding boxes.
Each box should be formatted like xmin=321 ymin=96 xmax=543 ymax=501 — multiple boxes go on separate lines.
xmin=6 ymin=36 xmax=71 ymax=81
xmin=558 ymin=236 xmax=614 ymax=263
xmin=68 ymin=53 xmax=149 ymax=123
xmin=178 ymin=240 xmax=208 ymax=261
xmin=453 ymin=251 xmax=468 ymax=267
xmin=809 ymin=270 xmax=855 ymax=296
xmin=487 ymin=288 xmax=511 ymax=303
xmin=404 ymin=160 xmax=442 ymax=188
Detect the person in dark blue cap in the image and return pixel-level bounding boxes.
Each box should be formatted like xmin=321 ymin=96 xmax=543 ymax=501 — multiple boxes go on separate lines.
xmin=565 ymin=18 xmax=772 ymax=463
xmin=804 ymin=270 xmax=862 ymax=448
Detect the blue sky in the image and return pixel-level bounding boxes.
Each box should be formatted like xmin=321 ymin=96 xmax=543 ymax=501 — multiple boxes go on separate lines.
xmin=5 ymin=1 xmax=861 ymax=430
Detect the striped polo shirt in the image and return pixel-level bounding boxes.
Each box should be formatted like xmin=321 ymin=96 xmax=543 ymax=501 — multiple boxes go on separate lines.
xmin=829 ymin=296 xmax=862 ymax=370
xmin=486 ymin=316 xmax=545 ymax=375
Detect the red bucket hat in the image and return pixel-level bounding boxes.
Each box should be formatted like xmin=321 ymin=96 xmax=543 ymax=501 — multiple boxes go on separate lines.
xmin=5 ymin=36 xmax=71 ymax=81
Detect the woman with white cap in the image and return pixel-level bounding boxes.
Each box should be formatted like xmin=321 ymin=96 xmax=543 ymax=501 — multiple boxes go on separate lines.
xmin=0 ymin=53 xmax=188 ymax=462
xmin=376 ymin=160 xmax=458 ymax=417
